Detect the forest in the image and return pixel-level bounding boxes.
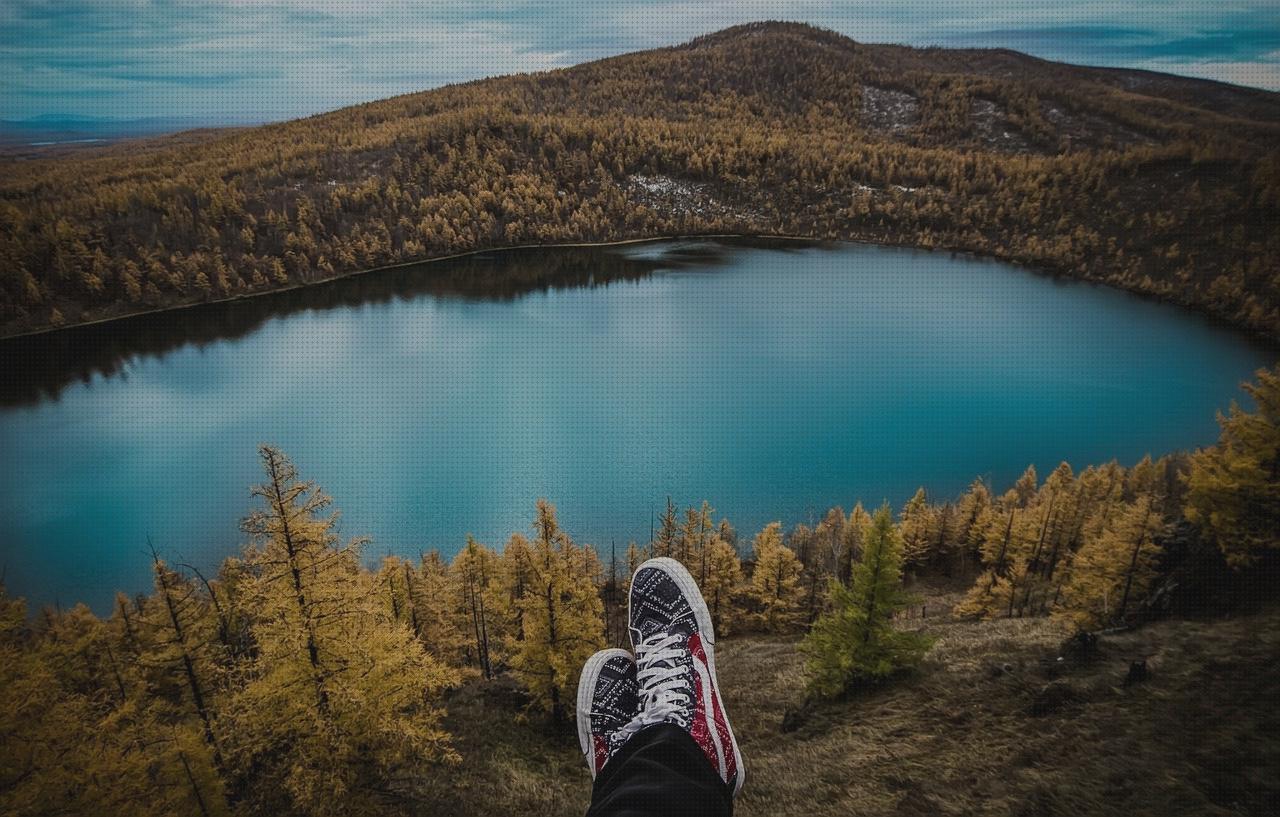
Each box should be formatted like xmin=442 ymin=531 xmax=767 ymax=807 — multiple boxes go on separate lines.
xmin=3 ymin=363 xmax=1276 ymax=816
xmin=2 ymin=22 xmax=1279 ymax=339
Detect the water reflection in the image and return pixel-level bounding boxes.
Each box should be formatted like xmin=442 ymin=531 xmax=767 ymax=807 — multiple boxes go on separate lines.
xmin=0 ymin=238 xmax=784 ymax=407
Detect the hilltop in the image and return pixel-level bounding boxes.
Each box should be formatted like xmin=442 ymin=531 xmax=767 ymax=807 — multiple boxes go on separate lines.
xmin=425 ymin=583 xmax=1280 ymax=816
xmin=1 ymin=21 xmax=1278 ymax=338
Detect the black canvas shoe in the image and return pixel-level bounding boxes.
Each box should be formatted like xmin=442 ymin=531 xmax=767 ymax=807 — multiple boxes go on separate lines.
xmin=625 ymin=557 xmax=745 ymax=795
xmin=576 ymin=648 xmax=641 ymax=777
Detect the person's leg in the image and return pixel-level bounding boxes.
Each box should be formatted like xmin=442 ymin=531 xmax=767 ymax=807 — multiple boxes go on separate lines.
xmin=576 ymin=557 xmax=745 ymax=817
xmin=624 ymin=557 xmax=745 ymax=796
xmin=586 ymin=723 xmax=732 ymax=817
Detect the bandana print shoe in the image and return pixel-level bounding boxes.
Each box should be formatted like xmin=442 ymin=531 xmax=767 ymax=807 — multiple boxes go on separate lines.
xmin=576 ymin=648 xmax=642 ymax=777
xmin=625 ymin=557 xmax=745 ymax=796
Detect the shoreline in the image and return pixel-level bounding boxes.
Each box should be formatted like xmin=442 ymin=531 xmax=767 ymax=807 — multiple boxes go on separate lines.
xmin=3 ymin=230 xmax=1278 ymax=352
xmin=0 ymin=232 xmax=816 ymax=342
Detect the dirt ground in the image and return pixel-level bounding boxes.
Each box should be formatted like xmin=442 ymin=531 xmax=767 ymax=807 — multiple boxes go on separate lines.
xmin=420 ymin=591 xmax=1280 ymax=816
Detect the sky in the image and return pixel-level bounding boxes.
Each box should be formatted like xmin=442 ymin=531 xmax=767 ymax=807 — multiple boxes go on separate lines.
xmin=2 ymin=1 xmax=1279 ymax=123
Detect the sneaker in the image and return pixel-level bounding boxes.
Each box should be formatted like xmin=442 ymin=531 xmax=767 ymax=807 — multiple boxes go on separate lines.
xmin=625 ymin=557 xmax=744 ymax=795
xmin=576 ymin=648 xmax=641 ymax=778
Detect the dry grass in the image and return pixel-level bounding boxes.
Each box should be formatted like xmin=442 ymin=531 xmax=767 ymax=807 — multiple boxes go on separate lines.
xmin=418 ymin=596 xmax=1280 ymax=816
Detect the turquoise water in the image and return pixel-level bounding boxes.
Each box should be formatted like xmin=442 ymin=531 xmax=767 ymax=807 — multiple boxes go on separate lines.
xmin=0 ymin=239 xmax=1273 ymax=612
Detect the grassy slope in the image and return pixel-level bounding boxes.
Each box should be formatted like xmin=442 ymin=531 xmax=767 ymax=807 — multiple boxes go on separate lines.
xmin=4 ymin=23 xmax=1279 ymax=339
xmin=428 ymin=588 xmax=1279 ymax=816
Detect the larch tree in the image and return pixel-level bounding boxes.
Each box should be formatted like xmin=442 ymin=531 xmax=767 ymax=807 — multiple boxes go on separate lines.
xmin=954 ymin=479 xmax=993 ymax=573
xmin=701 ymin=535 xmax=743 ymax=634
xmin=412 ymin=551 xmax=468 ymax=665
xmin=696 ymin=502 xmax=716 ymax=586
xmin=450 ymin=536 xmax=499 ymax=679
xmin=802 ymin=505 xmax=932 ymax=697
xmin=839 ymin=502 xmax=873 ymax=583
xmin=509 ymin=499 xmax=605 ymax=721
xmin=494 ymin=532 xmax=535 ymax=646
xmin=898 ymin=488 xmax=932 ymax=571
xmin=654 ymin=496 xmax=680 ymax=559
xmin=225 ymin=445 xmax=457 ymax=816
xmin=953 ymin=506 xmax=1026 ymax=619
xmin=0 ymin=589 xmax=226 ymax=817
xmin=141 ymin=552 xmax=227 ymax=783
xmin=1185 ymin=365 xmax=1280 ymax=567
xmin=1058 ymin=496 xmax=1166 ymax=628
xmin=748 ymin=522 xmax=805 ymax=632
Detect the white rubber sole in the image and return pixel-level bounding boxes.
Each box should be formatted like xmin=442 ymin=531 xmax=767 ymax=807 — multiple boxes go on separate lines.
xmin=576 ymin=647 xmax=634 ymax=777
xmin=630 ymin=556 xmax=746 ymax=796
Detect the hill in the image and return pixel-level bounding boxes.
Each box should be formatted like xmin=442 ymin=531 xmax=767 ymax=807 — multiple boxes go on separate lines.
xmin=1 ymin=21 xmax=1278 ymax=338
xmin=425 ymin=583 xmax=1280 ymax=816
xmin=427 ymin=586 xmax=1280 ymax=814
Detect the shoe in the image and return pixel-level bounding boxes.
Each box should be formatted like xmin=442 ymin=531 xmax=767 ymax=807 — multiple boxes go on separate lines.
xmin=625 ymin=557 xmax=744 ymax=795
xmin=576 ymin=648 xmax=641 ymax=777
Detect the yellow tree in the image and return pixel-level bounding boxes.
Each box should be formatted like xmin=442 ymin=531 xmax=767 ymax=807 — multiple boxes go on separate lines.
xmin=1057 ymin=496 xmax=1165 ymax=628
xmin=701 ymin=534 xmax=744 ymax=634
xmin=509 ymin=499 xmax=605 ymax=720
xmin=493 ymin=532 xmax=535 ymax=646
xmin=450 ymin=536 xmax=500 ymax=679
xmin=898 ymin=488 xmax=932 ymax=570
xmin=1185 ymin=365 xmax=1280 ymax=567
xmin=839 ymin=502 xmax=873 ymax=583
xmin=225 ymin=446 xmax=457 ymax=816
xmin=748 ymin=522 xmax=805 ymax=632
xmin=411 ymin=551 xmax=468 ymax=665
xmin=0 ymin=589 xmax=227 ymax=816
xmin=140 ymin=553 xmax=228 ymax=783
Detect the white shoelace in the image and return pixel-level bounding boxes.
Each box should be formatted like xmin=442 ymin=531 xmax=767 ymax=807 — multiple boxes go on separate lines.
xmin=615 ymin=630 xmax=694 ymax=741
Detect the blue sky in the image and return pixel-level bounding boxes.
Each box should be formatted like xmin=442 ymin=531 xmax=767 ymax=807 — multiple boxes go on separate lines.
xmin=3 ymin=1 xmax=1279 ymax=123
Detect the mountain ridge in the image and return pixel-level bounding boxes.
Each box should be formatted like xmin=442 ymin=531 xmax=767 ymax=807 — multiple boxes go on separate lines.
xmin=1 ymin=22 xmax=1277 ymax=340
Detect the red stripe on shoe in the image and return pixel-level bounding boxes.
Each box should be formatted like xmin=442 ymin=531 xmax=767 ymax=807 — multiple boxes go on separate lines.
xmin=707 ymin=672 xmax=737 ymax=783
xmin=593 ymin=734 xmax=609 ymax=774
xmin=688 ymin=633 xmax=732 ymax=783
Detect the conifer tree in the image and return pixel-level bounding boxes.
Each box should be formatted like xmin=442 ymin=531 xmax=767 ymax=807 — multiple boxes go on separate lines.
xmin=450 ymin=537 xmax=499 ymax=678
xmin=225 ymin=446 xmax=457 ymax=815
xmin=898 ymin=487 xmax=932 ymax=570
xmin=411 ymin=551 xmax=468 ymax=664
xmin=1185 ymin=365 xmax=1280 ymax=566
xmin=954 ymin=479 xmax=993 ymax=572
xmin=701 ymin=535 xmax=744 ymax=634
xmin=839 ymin=502 xmax=872 ymax=583
xmin=1058 ymin=497 xmax=1165 ymax=628
xmin=802 ymin=505 xmax=932 ymax=696
xmin=1013 ymin=464 xmax=1039 ymax=507
xmin=494 ymin=532 xmax=535 ymax=644
xmin=748 ymin=522 xmax=805 ymax=632
xmin=693 ymin=500 xmax=715 ymax=586
xmin=509 ymin=499 xmax=605 ymax=720
xmin=142 ymin=553 xmax=226 ymax=777
xmin=654 ymin=496 xmax=679 ymax=558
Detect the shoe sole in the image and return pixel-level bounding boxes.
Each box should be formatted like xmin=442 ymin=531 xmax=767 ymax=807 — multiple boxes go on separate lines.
xmin=630 ymin=556 xmax=746 ymax=796
xmin=576 ymin=647 xmax=634 ymax=778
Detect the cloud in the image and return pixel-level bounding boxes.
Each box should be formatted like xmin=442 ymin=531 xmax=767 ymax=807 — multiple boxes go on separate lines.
xmin=2 ymin=1 xmax=1277 ymax=121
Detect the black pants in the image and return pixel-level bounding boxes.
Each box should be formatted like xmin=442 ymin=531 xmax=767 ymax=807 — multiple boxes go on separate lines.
xmin=586 ymin=724 xmax=733 ymax=817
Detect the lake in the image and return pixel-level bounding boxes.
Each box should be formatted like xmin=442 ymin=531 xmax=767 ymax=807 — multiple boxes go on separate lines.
xmin=1 ymin=238 xmax=1273 ymax=613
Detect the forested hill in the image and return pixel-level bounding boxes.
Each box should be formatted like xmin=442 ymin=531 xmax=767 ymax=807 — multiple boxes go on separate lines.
xmin=2 ymin=21 xmax=1279 ymax=338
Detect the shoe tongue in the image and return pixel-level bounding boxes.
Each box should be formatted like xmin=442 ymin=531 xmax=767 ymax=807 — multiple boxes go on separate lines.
xmin=630 ymin=613 xmax=669 ymax=643
xmin=631 ymin=609 xmax=697 ymax=645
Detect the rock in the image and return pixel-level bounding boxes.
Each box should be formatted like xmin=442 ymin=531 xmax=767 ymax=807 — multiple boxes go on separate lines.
xmin=1029 ymin=681 xmax=1082 ymax=716
xmin=781 ymin=702 xmax=810 ymax=733
xmin=1058 ymin=631 xmax=1101 ymax=664
xmin=1124 ymin=659 xmax=1149 ymax=687
xmin=987 ymin=661 xmax=1015 ymax=678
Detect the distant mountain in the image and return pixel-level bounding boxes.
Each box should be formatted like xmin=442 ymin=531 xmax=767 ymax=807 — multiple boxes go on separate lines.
xmin=1 ymin=21 xmax=1277 ymax=339
xmin=0 ymin=115 xmax=259 ymax=146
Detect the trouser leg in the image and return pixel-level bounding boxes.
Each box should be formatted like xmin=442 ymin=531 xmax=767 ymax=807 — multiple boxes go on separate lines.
xmin=586 ymin=723 xmax=733 ymax=817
